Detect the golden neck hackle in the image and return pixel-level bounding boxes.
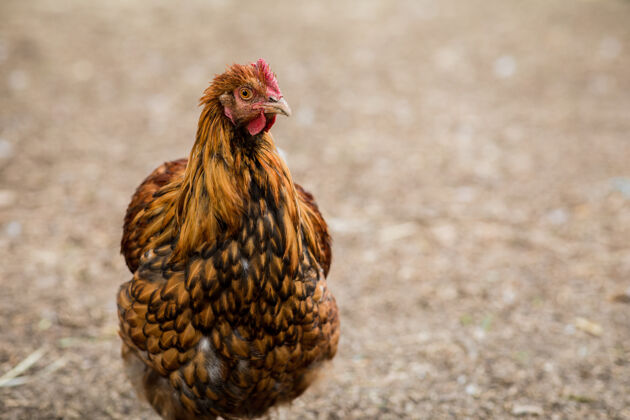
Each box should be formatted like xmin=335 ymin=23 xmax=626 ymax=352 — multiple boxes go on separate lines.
xmin=171 ymin=99 xmax=303 ymax=260
xmin=136 ymin=89 xmax=324 ymax=269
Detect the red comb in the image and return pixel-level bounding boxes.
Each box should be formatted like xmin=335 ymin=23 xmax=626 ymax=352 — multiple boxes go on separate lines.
xmin=253 ymin=58 xmax=282 ymax=98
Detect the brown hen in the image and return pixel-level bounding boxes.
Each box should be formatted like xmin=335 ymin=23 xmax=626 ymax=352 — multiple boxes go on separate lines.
xmin=117 ymin=59 xmax=339 ymax=419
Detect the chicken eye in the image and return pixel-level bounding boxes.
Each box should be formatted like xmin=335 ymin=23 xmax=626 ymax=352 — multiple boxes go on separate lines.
xmin=239 ymin=88 xmax=253 ymax=100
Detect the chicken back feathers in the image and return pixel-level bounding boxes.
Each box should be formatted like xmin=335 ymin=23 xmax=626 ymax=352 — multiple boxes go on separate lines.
xmin=117 ymin=60 xmax=338 ymax=420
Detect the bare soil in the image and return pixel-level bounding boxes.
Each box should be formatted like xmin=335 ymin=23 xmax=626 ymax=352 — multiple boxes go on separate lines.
xmin=1 ymin=0 xmax=629 ymax=418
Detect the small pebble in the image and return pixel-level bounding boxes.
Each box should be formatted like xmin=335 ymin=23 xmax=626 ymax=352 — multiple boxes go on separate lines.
xmin=578 ymin=346 xmax=589 ymax=357
xmin=611 ymin=177 xmax=630 ymax=198
xmin=599 ymin=36 xmax=622 ymax=59
xmin=0 ymin=190 xmax=15 ymax=208
xmin=512 ymin=404 xmax=543 ymax=416
xmin=431 ymin=223 xmax=457 ymax=247
xmin=8 ymin=70 xmax=28 ymax=90
xmin=465 ymin=383 xmax=480 ymax=396
xmin=0 ymin=139 xmax=13 ymax=159
xmin=546 ymin=208 xmax=568 ymax=225
xmin=5 ymin=220 xmax=22 ymax=238
xmin=493 ymin=55 xmax=516 ymax=79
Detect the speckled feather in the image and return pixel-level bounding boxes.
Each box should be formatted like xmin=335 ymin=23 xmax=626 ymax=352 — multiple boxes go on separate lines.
xmin=118 ymin=62 xmax=338 ymax=420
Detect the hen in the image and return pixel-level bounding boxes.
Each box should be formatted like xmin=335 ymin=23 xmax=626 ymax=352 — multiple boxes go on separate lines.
xmin=117 ymin=59 xmax=339 ymax=419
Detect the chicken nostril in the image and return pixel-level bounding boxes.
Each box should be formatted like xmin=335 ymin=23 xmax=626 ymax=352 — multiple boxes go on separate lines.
xmin=268 ymin=96 xmax=278 ymax=103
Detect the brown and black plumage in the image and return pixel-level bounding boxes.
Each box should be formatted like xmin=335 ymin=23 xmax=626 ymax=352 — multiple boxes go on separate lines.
xmin=117 ymin=59 xmax=339 ymax=419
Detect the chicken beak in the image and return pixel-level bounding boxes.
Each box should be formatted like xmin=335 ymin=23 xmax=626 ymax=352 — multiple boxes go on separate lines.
xmin=262 ymin=97 xmax=292 ymax=117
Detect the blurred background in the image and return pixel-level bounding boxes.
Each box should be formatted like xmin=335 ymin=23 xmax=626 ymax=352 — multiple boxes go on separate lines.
xmin=1 ymin=0 xmax=629 ymax=418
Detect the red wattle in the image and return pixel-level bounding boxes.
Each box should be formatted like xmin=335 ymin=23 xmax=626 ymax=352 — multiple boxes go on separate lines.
xmin=264 ymin=115 xmax=276 ymax=132
xmin=247 ymin=112 xmax=267 ymax=135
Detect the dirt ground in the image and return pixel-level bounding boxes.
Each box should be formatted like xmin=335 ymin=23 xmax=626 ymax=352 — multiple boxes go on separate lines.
xmin=1 ymin=0 xmax=629 ymax=418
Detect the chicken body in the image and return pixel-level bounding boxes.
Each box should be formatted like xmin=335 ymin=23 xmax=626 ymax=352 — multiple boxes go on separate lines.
xmin=117 ymin=60 xmax=339 ymax=419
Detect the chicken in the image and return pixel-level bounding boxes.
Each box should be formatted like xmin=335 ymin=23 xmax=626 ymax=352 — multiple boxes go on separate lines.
xmin=117 ymin=59 xmax=339 ymax=420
